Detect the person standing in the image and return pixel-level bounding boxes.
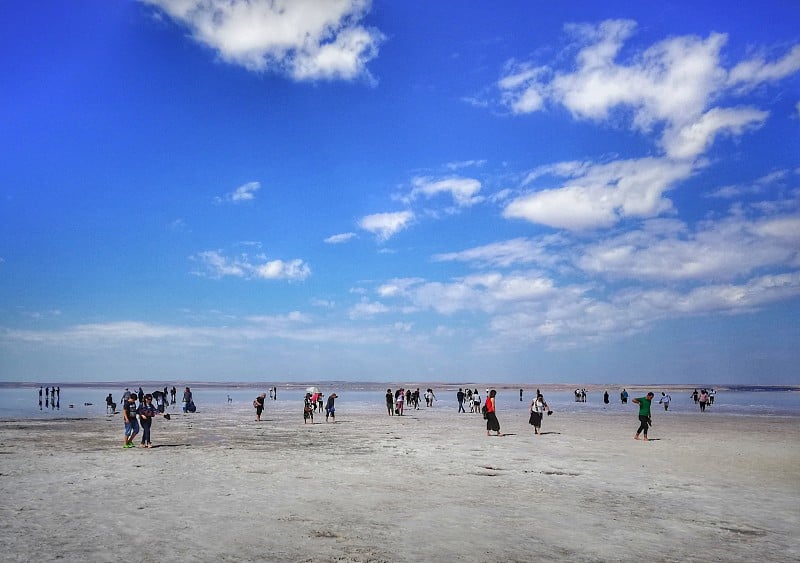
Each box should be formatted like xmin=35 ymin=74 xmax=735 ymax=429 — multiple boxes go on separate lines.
xmin=123 ymin=394 xmax=140 ymax=448
xmin=520 ymin=388 xmax=523 ymax=401
xmin=632 ymin=392 xmax=655 ymax=441
xmin=472 ymin=390 xmax=481 ymax=415
xmin=699 ymin=389 xmax=709 ymax=412
xmin=621 ymin=389 xmax=628 ymax=404
xmin=659 ymin=392 xmax=671 ymax=411
xmin=182 ymin=387 xmax=193 ymax=413
xmin=138 ymin=394 xmax=158 ymax=448
xmin=485 ymin=389 xmax=502 ymax=436
xmin=325 ymin=393 xmax=337 ymax=423
xmin=303 ymin=393 xmax=314 ymax=423
xmin=457 ymin=389 xmax=466 ymax=413
xmin=385 ymin=389 xmax=394 ymax=415
xmin=603 ymin=390 xmax=610 ymax=405
xmin=254 ymin=393 xmax=266 ymax=421
xmin=395 ymin=389 xmax=405 ymax=416
xmin=529 ymin=392 xmax=550 ymax=435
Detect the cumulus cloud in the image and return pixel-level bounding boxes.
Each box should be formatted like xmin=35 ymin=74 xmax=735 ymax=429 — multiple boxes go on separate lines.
xmin=348 ymin=298 xmax=390 ymax=319
xmin=358 ymin=210 xmax=414 ymax=241
xmin=498 ymin=19 xmax=799 ymax=162
xmin=410 ymin=176 xmax=483 ymax=208
xmin=324 ymin=232 xmax=356 ymax=244
xmin=142 ymin=0 xmax=383 ymax=81
xmin=577 ymin=213 xmax=800 ymax=281
xmin=192 ymin=250 xmax=311 ymax=281
xmin=215 ymin=181 xmax=261 ymax=204
xmin=661 ymin=106 xmax=768 ymax=160
xmin=727 ymin=45 xmax=800 ymax=90
xmin=504 ymin=157 xmax=694 ymax=231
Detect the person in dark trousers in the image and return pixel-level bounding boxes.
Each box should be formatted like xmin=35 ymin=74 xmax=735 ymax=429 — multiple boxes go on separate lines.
xmin=633 ymin=392 xmax=655 ymax=441
xmin=138 ymin=394 xmax=158 ymax=448
xmin=254 ymin=393 xmax=266 ymax=421
xmin=385 ymin=389 xmax=394 ymax=415
xmin=457 ymin=389 xmax=466 ymax=413
xmin=326 ymin=393 xmax=337 ymax=422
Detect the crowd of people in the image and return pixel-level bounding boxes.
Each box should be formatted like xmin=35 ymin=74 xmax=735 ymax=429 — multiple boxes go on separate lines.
xmin=97 ymin=382 xmax=722 ymax=449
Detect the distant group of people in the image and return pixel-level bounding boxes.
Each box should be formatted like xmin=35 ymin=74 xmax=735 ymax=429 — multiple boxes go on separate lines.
xmin=691 ymin=388 xmax=715 ymax=412
xmin=455 ymin=388 xmax=482 ymax=414
xmin=119 ymin=389 xmax=172 ymax=448
xmin=99 ymin=382 xmax=726 ymax=449
xmin=385 ymin=388 xmax=436 ymax=415
xmin=38 ymin=386 xmax=60 ymax=410
xmin=300 ymin=391 xmax=337 ymax=423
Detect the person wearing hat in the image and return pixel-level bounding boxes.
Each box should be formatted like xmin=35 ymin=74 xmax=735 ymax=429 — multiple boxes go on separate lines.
xmin=325 ymin=393 xmax=338 ymax=423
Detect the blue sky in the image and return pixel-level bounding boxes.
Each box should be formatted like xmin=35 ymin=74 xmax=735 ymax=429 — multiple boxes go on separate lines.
xmin=1 ymin=1 xmax=799 ymax=385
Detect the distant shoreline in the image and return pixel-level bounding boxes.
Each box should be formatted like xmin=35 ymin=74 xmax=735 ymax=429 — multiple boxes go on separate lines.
xmin=2 ymin=380 xmax=798 ymax=393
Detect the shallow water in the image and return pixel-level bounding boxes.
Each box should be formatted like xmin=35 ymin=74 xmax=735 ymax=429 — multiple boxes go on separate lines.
xmin=1 ymin=384 xmax=799 ymax=419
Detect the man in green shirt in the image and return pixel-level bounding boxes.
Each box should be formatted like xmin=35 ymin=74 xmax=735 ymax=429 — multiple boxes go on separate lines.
xmin=632 ymin=392 xmax=655 ymax=441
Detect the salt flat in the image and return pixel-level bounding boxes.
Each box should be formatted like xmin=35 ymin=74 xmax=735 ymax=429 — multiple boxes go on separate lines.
xmin=1 ymin=404 xmax=798 ymax=562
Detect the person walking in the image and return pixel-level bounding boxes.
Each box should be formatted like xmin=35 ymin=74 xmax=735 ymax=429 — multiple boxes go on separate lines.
xmin=485 ymin=389 xmax=502 ymax=436
xmin=699 ymin=389 xmax=709 ymax=412
xmin=633 ymin=392 xmax=655 ymax=441
xmin=529 ymin=392 xmax=550 ymax=435
xmin=395 ymin=389 xmax=405 ymax=416
xmin=659 ymin=392 xmax=671 ymax=411
xmin=457 ymin=389 xmax=466 ymax=413
xmin=254 ymin=393 xmax=266 ymax=421
xmin=122 ymin=394 xmax=140 ymax=448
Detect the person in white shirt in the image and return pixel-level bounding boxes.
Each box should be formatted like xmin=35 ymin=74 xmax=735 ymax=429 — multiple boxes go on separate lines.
xmin=659 ymin=392 xmax=672 ymax=411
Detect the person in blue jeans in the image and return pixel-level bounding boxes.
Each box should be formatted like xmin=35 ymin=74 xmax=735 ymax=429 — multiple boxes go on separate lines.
xmin=138 ymin=394 xmax=158 ymax=448
xmin=325 ymin=393 xmax=338 ymax=423
xmin=123 ymin=394 xmax=139 ymax=448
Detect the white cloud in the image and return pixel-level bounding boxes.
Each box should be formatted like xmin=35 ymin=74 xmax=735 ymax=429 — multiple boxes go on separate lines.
xmin=215 ymin=181 xmax=261 ymax=204
xmin=498 ymin=20 xmax=799 ymax=163
xmin=728 ymin=45 xmax=800 ymax=90
xmin=142 ymin=0 xmax=383 ymax=81
xmin=376 ymin=277 xmax=425 ymax=298
xmin=254 ymin=259 xmax=310 ymax=280
xmin=504 ymin=157 xmax=694 ymax=230
xmin=348 ymin=298 xmax=390 ymax=319
xmin=433 ymin=237 xmax=564 ymax=268
xmin=445 ymin=159 xmax=486 ymax=171
xmin=410 ymin=176 xmax=483 ymax=208
xmin=661 ymin=106 xmax=768 ymax=160
xmin=707 ymin=170 xmax=789 ymax=199
xmin=577 ymin=213 xmax=800 ymax=281
xmin=324 ymin=232 xmax=356 ymax=244
xmin=192 ymin=250 xmax=311 ymax=281
xmin=358 ymin=210 xmax=414 ymax=241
